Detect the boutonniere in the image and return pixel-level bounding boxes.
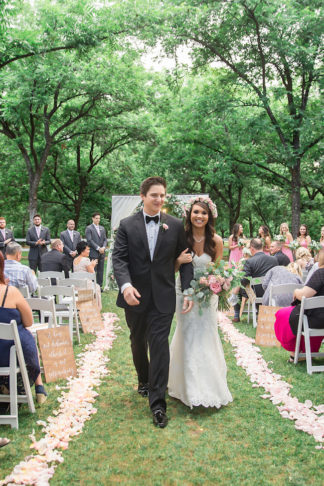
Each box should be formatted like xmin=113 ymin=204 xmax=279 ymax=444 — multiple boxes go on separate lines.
xmin=160 ymin=222 xmax=169 ymax=232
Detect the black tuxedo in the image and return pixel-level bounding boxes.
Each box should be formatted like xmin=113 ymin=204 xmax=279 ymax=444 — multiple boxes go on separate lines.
xmin=60 ymin=229 xmax=82 ymax=271
xmin=85 ymin=223 xmax=107 ymax=287
xmin=26 ymin=226 xmax=51 ymax=272
xmin=274 ymin=250 xmax=290 ymax=267
xmin=40 ymin=249 xmax=70 ymax=279
xmin=112 ymin=211 xmax=193 ymax=412
xmin=0 ymin=229 xmax=15 ymax=257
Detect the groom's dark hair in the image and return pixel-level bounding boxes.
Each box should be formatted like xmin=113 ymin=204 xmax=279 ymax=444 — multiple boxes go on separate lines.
xmin=140 ymin=177 xmax=166 ymax=196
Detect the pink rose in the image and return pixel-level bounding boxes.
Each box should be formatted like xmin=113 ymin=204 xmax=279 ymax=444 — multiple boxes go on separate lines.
xmin=162 ymin=224 xmax=168 ymax=231
xmin=210 ymin=281 xmax=222 ymax=294
xmin=223 ymin=279 xmax=231 ymax=291
xmin=216 ymin=276 xmax=225 ymax=285
xmin=208 ymin=275 xmax=217 ymax=284
xmin=199 ymin=277 xmax=208 ymax=286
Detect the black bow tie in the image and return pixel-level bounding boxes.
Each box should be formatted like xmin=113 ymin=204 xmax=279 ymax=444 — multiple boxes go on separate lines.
xmin=145 ymin=215 xmax=159 ymax=224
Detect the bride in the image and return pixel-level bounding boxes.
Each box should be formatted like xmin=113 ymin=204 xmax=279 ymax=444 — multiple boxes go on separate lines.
xmin=168 ymin=197 xmax=233 ymax=409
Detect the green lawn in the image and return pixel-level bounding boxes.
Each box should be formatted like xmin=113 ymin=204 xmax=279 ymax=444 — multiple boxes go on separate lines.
xmin=1 ymin=292 xmax=323 ymax=485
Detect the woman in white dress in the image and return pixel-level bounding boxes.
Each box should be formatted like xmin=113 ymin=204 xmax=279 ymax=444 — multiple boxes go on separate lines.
xmin=168 ymin=197 xmax=233 ymax=409
xmin=73 ymin=241 xmax=102 ymax=310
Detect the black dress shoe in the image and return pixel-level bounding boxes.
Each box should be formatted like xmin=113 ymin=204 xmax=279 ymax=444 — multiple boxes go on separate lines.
xmin=152 ymin=409 xmax=168 ymax=428
xmin=137 ymin=383 xmax=149 ymax=397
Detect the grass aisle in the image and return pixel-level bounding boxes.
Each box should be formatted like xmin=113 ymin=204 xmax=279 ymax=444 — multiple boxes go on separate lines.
xmin=51 ymin=293 xmax=323 ymax=486
xmin=1 ymin=292 xmax=323 ymax=485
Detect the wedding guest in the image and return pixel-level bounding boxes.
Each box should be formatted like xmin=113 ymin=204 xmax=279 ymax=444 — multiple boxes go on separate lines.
xmin=228 ymin=223 xmax=244 ymax=266
xmin=258 ymin=225 xmax=271 ymax=254
xmin=4 ymin=242 xmax=37 ymax=295
xmin=274 ymin=249 xmax=324 ymax=362
xmin=0 ymin=252 xmax=47 ymax=404
xmin=232 ymin=238 xmax=278 ymax=322
xmin=269 ymin=240 xmax=290 ymax=266
xmin=41 ymin=239 xmax=69 ymax=280
xmin=26 ymin=215 xmax=51 ymax=272
xmin=262 ymin=262 xmax=303 ymax=306
xmin=279 ymin=222 xmax=294 ymax=262
xmin=297 ymin=224 xmax=311 ymax=249
xmin=320 ymin=226 xmax=324 ymax=248
xmin=73 ymin=241 xmax=101 ymax=310
xmin=0 ymin=217 xmax=14 ymax=258
xmin=295 ymin=247 xmax=314 ymax=273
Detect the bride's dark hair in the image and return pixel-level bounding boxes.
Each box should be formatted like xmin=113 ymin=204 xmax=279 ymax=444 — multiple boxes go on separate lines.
xmin=185 ymin=201 xmax=216 ymax=260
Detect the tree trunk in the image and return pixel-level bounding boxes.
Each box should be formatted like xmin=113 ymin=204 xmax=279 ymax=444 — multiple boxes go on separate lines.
xmin=28 ymin=171 xmax=42 ymax=224
xmin=290 ymin=162 xmax=301 ymax=238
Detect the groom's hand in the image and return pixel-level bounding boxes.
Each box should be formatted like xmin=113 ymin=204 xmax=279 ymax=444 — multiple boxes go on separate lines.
xmin=181 ymin=297 xmax=193 ymax=314
xmin=123 ymin=286 xmax=141 ymax=306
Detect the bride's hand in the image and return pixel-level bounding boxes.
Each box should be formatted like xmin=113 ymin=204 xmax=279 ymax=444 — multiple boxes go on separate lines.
xmin=182 ymin=297 xmax=193 ymax=314
xmin=177 ymin=249 xmax=192 ymax=265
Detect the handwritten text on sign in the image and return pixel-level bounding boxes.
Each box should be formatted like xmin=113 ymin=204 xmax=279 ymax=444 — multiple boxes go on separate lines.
xmin=78 ymin=302 xmax=104 ymax=333
xmin=255 ymin=305 xmax=281 ymax=347
xmin=37 ymin=326 xmax=77 ymax=383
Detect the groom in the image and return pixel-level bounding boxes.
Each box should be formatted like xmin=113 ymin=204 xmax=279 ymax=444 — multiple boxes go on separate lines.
xmin=112 ymin=177 xmax=193 ymax=428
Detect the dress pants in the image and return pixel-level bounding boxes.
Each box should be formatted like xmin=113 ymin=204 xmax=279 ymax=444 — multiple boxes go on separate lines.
xmin=95 ymin=254 xmax=105 ymax=288
xmin=125 ymin=301 xmax=173 ymax=412
xmin=29 ymin=258 xmax=42 ymax=273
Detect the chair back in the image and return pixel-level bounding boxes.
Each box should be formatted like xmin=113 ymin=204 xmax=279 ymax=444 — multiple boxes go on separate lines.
xmin=301 ymin=295 xmax=324 ymax=312
xmin=38 ymin=271 xmax=64 ymax=284
xmin=39 ymin=285 xmax=75 ymax=298
xmin=269 ymin=283 xmax=304 ymax=306
xmin=58 ymin=278 xmax=88 ymax=289
xmin=71 ymin=271 xmax=97 ymax=284
xmin=37 ymin=277 xmax=51 ymax=287
xmin=18 ymin=286 xmax=30 ymax=298
xmin=25 ymin=297 xmax=58 ymax=327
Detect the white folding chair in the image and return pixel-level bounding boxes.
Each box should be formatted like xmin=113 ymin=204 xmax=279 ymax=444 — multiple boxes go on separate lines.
xmin=26 ymin=297 xmax=58 ymax=333
xmin=246 ymin=276 xmax=264 ymax=328
xmin=38 ymin=271 xmax=64 ymax=285
xmin=269 ymin=283 xmax=304 ymax=306
xmin=18 ymin=286 xmax=30 ymax=298
xmin=294 ymin=296 xmax=324 ymax=374
xmin=0 ymin=320 xmax=35 ymax=429
xmin=70 ymin=271 xmax=98 ymax=300
xmin=39 ymin=286 xmax=80 ymax=343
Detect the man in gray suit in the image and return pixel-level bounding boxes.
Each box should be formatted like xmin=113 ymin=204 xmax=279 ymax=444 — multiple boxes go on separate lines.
xmin=0 ymin=217 xmax=15 ymax=257
xmin=60 ymin=219 xmax=81 ymax=271
xmin=85 ymin=212 xmax=107 ymax=289
xmin=26 ymin=214 xmax=51 ymax=272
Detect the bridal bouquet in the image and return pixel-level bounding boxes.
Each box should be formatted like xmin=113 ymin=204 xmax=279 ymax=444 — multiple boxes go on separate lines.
xmin=238 ymin=238 xmax=247 ymax=248
xmin=183 ymin=259 xmax=245 ymax=313
xmin=289 ymin=239 xmax=300 ymax=251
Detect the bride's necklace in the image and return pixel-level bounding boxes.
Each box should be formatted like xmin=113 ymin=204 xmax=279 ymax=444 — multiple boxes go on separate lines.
xmin=193 ymin=235 xmax=205 ymax=243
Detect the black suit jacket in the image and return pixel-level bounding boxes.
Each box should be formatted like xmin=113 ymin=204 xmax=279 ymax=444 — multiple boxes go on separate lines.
xmin=40 ymin=249 xmax=69 ymax=278
xmin=112 ymin=211 xmax=193 ymax=314
xmin=242 ymin=251 xmax=278 ymax=292
xmin=60 ymin=230 xmax=82 ymax=260
xmin=274 ymin=250 xmax=290 ymax=267
xmin=85 ymin=224 xmax=107 ymax=259
xmin=0 ymin=229 xmax=14 ymax=256
xmin=26 ymin=226 xmax=51 ymax=261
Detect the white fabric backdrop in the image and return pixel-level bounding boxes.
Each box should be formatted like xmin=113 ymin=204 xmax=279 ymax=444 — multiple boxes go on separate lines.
xmin=105 ymin=194 xmax=208 ymax=289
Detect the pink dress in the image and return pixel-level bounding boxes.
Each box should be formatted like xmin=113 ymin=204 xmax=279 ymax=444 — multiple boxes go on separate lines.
xmin=299 ymin=239 xmax=308 ymax=248
xmin=281 ymin=238 xmax=293 ymax=262
xmin=228 ymin=244 xmax=243 ymax=267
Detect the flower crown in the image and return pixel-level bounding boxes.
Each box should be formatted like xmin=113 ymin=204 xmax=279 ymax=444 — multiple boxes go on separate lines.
xmin=186 ymin=196 xmax=218 ymax=218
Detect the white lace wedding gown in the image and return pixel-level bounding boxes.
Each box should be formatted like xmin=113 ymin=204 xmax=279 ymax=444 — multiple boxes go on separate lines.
xmin=168 ymin=253 xmax=233 ymax=409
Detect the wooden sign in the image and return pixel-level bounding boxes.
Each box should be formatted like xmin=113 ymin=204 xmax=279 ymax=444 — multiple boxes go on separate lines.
xmin=37 ymin=326 xmax=77 ymax=383
xmin=77 ymin=288 xmax=94 ymax=303
xmin=255 ymin=305 xmax=281 ymax=347
xmin=78 ymin=301 xmax=104 ymax=333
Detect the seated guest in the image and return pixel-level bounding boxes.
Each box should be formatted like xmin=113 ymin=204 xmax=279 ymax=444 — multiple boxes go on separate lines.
xmin=73 ymin=241 xmax=101 ymax=310
xmin=40 ymin=239 xmax=69 ymax=279
xmin=233 ymin=238 xmax=278 ymax=322
xmin=4 ymin=242 xmax=37 ymax=295
xmin=274 ymin=249 xmax=324 ymax=362
xmin=295 ymin=247 xmax=314 ymax=272
xmin=270 ymin=240 xmax=290 ymax=266
xmin=0 ymin=253 xmax=47 ymax=404
xmin=262 ymin=262 xmax=303 ymax=306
